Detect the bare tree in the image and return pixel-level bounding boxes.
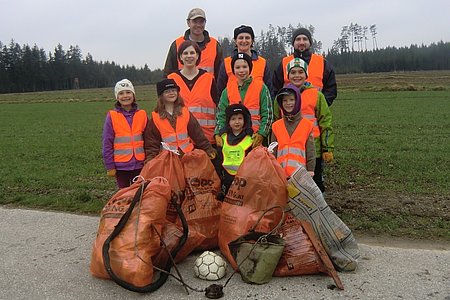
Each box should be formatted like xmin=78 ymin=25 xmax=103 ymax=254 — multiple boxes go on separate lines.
xmin=370 ymin=24 xmax=378 ymax=50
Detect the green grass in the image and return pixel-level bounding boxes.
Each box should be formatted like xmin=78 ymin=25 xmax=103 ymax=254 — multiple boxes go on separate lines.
xmin=329 ymin=90 xmax=450 ymax=194
xmin=0 ymin=71 xmax=449 ymax=239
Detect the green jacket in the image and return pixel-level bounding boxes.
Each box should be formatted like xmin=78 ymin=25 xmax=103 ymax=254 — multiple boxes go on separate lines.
xmin=215 ymin=77 xmax=273 ymax=137
xmin=274 ymin=85 xmax=334 ymax=156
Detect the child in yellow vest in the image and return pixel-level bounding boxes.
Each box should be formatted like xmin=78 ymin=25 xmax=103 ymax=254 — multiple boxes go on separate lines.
xmin=217 ymin=103 xmax=253 ymax=200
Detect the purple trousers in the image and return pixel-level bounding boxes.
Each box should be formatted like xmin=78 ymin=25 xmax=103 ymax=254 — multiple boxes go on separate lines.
xmin=115 ymin=169 xmax=142 ymax=188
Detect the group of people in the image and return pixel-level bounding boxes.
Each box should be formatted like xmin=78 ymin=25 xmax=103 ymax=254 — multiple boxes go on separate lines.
xmin=102 ymin=7 xmax=336 ymax=197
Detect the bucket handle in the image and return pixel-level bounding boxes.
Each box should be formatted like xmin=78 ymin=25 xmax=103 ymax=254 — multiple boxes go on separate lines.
xmin=248 ymin=205 xmax=285 ymax=236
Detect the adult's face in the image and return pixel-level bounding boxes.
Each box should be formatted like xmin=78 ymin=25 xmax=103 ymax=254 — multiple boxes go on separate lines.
xmin=187 ymin=17 xmax=206 ymax=36
xmin=293 ymin=34 xmax=311 ymax=52
xmin=234 ymin=33 xmax=253 ymax=54
xmin=180 ymin=45 xmax=199 ymax=68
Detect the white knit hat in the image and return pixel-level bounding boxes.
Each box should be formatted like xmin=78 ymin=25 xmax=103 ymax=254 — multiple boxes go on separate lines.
xmin=114 ymin=79 xmax=135 ymax=100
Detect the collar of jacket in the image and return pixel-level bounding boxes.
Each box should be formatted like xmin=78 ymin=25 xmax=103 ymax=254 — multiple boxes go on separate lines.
xmin=284 ymin=110 xmax=302 ymax=123
xmin=114 ymin=101 xmax=138 ymax=112
xmin=232 ymin=48 xmax=259 ymax=60
xmin=294 ymin=48 xmax=312 ymax=62
xmin=238 ymin=76 xmax=253 ymax=90
xmin=184 ymin=29 xmax=211 ymax=49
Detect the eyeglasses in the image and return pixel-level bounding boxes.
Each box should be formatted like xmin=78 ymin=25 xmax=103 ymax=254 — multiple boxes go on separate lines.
xmin=163 ymin=88 xmax=178 ymax=95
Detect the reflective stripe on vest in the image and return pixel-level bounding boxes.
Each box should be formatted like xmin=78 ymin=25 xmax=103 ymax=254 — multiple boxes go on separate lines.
xmin=300 ymin=88 xmax=320 ymax=138
xmin=151 ymin=107 xmax=194 ymax=153
xmin=175 ymin=37 xmax=218 ymax=75
xmin=272 ymin=118 xmax=313 ymax=177
xmin=226 ymin=78 xmax=263 ymax=133
xmin=221 ymin=134 xmax=253 ymax=175
xmin=168 ymin=72 xmax=216 ymax=143
xmin=109 ymin=110 xmax=147 ymax=163
xmin=282 ymin=54 xmax=324 ymax=91
xmin=224 ymin=56 xmax=266 ymax=83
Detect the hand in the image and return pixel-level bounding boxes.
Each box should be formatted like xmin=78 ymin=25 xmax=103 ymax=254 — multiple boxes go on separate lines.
xmin=208 ymin=149 xmax=217 ymax=160
xmin=252 ymin=133 xmax=264 ymax=148
xmin=307 ymin=171 xmax=315 ymax=177
xmin=107 ymin=169 xmax=116 ymax=177
xmin=322 ymin=152 xmax=334 ymax=163
xmin=214 ymin=135 xmax=223 ymax=147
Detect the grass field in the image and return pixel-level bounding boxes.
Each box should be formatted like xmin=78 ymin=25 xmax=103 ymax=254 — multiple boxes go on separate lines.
xmin=0 ymin=71 xmax=449 ymax=240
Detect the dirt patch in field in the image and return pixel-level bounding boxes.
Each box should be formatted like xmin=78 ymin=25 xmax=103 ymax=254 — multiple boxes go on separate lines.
xmin=326 ymin=187 xmax=450 ymax=241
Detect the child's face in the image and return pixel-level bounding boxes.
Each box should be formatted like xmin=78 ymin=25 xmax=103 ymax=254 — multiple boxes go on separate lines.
xmin=229 ymin=113 xmax=245 ymax=134
xmin=282 ymin=94 xmax=296 ymax=113
xmin=180 ymin=45 xmax=199 ymax=67
xmin=288 ymin=67 xmax=307 ymax=88
xmin=162 ymin=88 xmax=178 ymax=103
xmin=233 ymin=59 xmax=250 ymax=81
xmin=117 ymin=90 xmax=134 ymax=108
xmin=234 ymin=33 xmax=253 ymax=54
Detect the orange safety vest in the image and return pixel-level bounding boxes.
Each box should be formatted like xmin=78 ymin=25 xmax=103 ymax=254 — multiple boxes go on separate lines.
xmin=282 ymin=54 xmax=324 ymax=90
xmin=226 ymin=79 xmax=263 ymax=133
xmin=151 ymin=107 xmax=194 ymax=153
xmin=167 ymin=72 xmax=216 ymax=144
xmin=300 ymin=88 xmax=320 ymax=138
xmin=272 ymin=118 xmax=313 ymax=177
xmin=176 ymin=37 xmax=218 ymax=75
xmin=110 ymin=110 xmax=147 ymax=163
xmin=223 ymin=55 xmax=266 ymax=83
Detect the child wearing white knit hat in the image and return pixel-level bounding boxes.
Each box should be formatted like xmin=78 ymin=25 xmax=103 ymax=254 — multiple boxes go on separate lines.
xmin=102 ymin=79 xmax=147 ymax=188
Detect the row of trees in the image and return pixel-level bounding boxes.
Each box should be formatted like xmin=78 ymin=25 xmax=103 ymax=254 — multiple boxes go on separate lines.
xmin=331 ymin=23 xmax=378 ymax=54
xmin=1 ymin=23 xmax=449 ymax=93
xmin=327 ymin=41 xmax=450 ymax=73
xmin=0 ymin=41 xmax=162 ymax=93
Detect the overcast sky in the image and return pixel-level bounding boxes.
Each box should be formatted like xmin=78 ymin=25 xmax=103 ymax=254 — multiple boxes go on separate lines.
xmin=1 ymin=0 xmax=449 ymax=70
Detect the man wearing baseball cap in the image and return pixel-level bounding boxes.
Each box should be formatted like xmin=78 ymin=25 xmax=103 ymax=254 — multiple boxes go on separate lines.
xmin=272 ymin=27 xmax=337 ymax=106
xmin=163 ymin=8 xmax=223 ymax=79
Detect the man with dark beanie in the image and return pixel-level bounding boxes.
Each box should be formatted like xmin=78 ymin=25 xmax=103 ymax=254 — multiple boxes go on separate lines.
xmin=272 ymin=27 xmax=337 ymax=106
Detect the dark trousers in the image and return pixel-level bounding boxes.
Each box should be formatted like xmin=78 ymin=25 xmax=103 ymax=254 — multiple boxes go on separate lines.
xmin=115 ymin=169 xmax=142 ymax=189
xmin=313 ymin=157 xmax=325 ymax=193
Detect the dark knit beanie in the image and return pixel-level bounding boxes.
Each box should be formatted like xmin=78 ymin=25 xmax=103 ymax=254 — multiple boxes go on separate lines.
xmin=156 ymin=78 xmax=180 ymax=96
xmin=231 ymin=52 xmax=253 ymax=74
xmin=291 ymin=28 xmax=312 ymax=45
xmin=233 ymin=25 xmax=255 ymax=40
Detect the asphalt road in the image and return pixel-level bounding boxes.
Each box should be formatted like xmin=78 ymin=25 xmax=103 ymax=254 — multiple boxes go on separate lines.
xmin=0 ymin=207 xmax=449 ymax=300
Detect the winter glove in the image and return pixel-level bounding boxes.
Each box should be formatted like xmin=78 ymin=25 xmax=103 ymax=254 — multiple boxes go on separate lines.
xmin=214 ymin=135 xmax=223 ymax=147
xmin=322 ymin=152 xmax=334 ymax=163
xmin=107 ymin=169 xmax=116 ymax=177
xmin=252 ymin=133 xmax=264 ymax=148
xmin=208 ymin=149 xmax=217 ymax=160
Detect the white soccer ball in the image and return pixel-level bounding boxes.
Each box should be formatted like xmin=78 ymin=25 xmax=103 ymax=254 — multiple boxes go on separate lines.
xmin=193 ymin=251 xmax=227 ymax=281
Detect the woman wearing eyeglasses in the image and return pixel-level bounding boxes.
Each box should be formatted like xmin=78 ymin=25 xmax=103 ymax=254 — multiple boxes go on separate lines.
xmin=143 ymin=78 xmax=216 ymax=161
